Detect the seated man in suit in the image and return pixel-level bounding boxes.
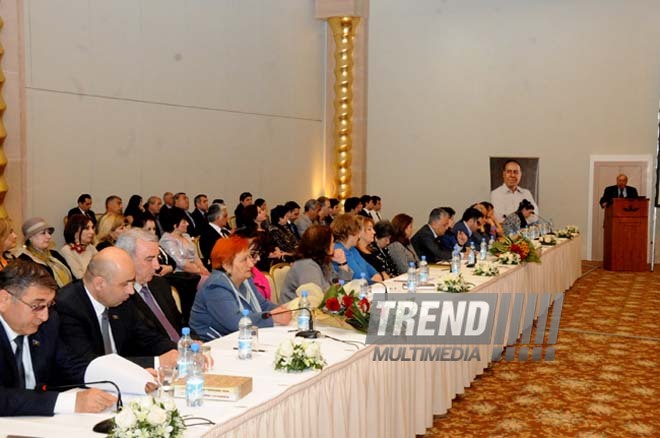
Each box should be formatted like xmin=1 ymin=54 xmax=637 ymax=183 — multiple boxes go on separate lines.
xmin=295 ymin=199 xmax=321 ymax=237
xmin=192 ymin=194 xmax=210 ymax=231
xmin=199 ymin=203 xmax=231 ymax=269
xmin=0 ymin=260 xmax=116 ymax=416
xmin=343 ymin=197 xmax=362 ymax=216
xmin=452 ymin=207 xmax=485 ymax=247
xmin=599 ymin=174 xmax=639 ymax=208
xmin=174 ymin=192 xmax=199 ymax=237
xmin=116 ymin=229 xmax=183 ymax=343
xmin=56 ymin=247 xmax=178 ymax=369
xmin=412 ymin=208 xmax=468 ymax=262
xmin=358 ymin=195 xmax=373 ymax=218
xmin=67 ymin=193 xmax=97 ymax=226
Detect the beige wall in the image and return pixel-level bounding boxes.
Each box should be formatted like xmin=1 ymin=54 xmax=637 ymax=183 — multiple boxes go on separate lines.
xmin=366 ymin=0 xmax=660 ymax=258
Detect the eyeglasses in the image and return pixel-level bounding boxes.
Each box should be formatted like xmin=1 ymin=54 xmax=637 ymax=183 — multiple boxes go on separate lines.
xmin=249 ymin=251 xmax=261 ymax=261
xmin=7 ymin=291 xmax=55 ymax=313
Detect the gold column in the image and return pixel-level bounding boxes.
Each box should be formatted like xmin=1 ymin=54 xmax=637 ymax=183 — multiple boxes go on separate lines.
xmin=329 ymin=16 xmax=360 ymax=201
xmin=0 ymin=17 xmax=7 ymax=218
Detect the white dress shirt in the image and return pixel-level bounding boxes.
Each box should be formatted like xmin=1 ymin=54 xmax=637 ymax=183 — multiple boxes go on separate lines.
xmin=84 ymin=286 xmax=117 ymax=354
xmin=490 ymin=183 xmax=539 ymax=222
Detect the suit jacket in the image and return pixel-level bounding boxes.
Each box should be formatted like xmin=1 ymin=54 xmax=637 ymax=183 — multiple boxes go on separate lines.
xmin=411 ymin=224 xmax=451 ymax=263
xmin=130 ymin=276 xmax=183 ymax=339
xmin=191 ymin=209 xmax=209 ymax=230
xmin=67 ymin=207 xmax=97 ymax=226
xmin=599 ymin=185 xmax=639 ymax=206
xmin=0 ymin=313 xmax=88 ymax=416
xmin=452 ymin=221 xmax=484 ymax=247
xmin=56 ymin=280 xmax=176 ymax=368
xmin=358 ymin=209 xmax=371 ymax=218
xmin=199 ymin=223 xmax=230 ymax=269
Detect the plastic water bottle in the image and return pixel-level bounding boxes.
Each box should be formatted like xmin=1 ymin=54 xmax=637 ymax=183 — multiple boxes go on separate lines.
xmin=177 ymin=327 xmax=193 ymax=378
xmin=237 ymin=309 xmax=252 ymax=360
xmin=407 ymin=261 xmax=417 ymax=292
xmin=186 ymin=343 xmax=205 ymax=407
xmin=488 ymin=233 xmax=495 ymax=251
xmin=297 ymin=291 xmax=311 ymax=331
xmin=418 ymin=256 xmax=429 ymax=283
xmin=467 ymin=242 xmax=476 ymax=266
xmin=451 ymin=245 xmax=461 ymax=274
xmin=479 ymin=238 xmax=487 ymax=261
xmin=359 ymin=272 xmax=368 ymax=300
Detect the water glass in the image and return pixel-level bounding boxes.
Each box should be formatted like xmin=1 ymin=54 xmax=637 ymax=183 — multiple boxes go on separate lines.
xmin=157 ymin=365 xmax=178 ymax=399
xmin=249 ymin=325 xmax=260 ymax=353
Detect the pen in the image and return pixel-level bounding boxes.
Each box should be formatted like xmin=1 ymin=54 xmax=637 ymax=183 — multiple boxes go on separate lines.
xmin=233 ymin=347 xmax=267 ymax=352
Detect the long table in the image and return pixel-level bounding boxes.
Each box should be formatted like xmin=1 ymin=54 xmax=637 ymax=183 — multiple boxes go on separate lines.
xmin=0 ymin=236 xmax=581 ymax=438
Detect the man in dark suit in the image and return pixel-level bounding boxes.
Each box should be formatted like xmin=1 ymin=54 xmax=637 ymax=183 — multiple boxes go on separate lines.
xmin=116 ymin=229 xmax=183 ymax=342
xmin=0 ymin=260 xmax=116 ymax=416
xmin=452 ymin=207 xmax=485 ymax=247
xmin=143 ymin=195 xmax=164 ymax=236
xmin=199 ymin=203 xmax=231 ymax=269
xmin=56 ymin=247 xmax=178 ymax=369
xmin=412 ymin=208 xmax=468 ymax=262
xmin=174 ymin=192 xmax=199 ymax=237
xmin=358 ymin=194 xmax=373 ymax=218
xmin=67 ymin=193 xmax=97 ymax=226
xmin=191 ymin=194 xmax=210 ymax=231
xmin=599 ymin=174 xmax=640 ymax=208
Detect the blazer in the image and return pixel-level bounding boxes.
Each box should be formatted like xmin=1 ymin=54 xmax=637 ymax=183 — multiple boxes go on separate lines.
xmin=67 ymin=207 xmax=97 ymax=226
xmin=411 ymin=224 xmax=451 ymax=263
xmin=56 ymin=280 xmax=176 ymax=368
xmin=191 ymin=209 xmax=209 ymax=231
xmin=130 ymin=276 xmax=183 ymax=339
xmin=599 ymin=185 xmax=639 ymax=206
xmin=199 ymin=223 xmax=228 ymax=269
xmin=452 ymin=221 xmax=484 ymax=248
xmin=0 ymin=313 xmax=88 ymax=416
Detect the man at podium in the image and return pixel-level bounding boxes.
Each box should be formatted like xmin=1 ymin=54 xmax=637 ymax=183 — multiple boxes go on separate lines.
xmin=599 ymin=174 xmax=639 ymax=208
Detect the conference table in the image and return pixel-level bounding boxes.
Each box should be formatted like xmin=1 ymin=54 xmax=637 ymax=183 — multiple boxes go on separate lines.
xmin=0 ymin=236 xmax=581 ymax=438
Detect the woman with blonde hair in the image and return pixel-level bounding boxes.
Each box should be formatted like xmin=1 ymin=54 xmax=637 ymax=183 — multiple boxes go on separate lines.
xmin=331 ymin=214 xmax=382 ymax=281
xmin=96 ymin=213 xmax=127 ymax=251
xmin=0 ymin=217 xmax=17 ymax=269
xmin=18 ymin=217 xmax=73 ymax=287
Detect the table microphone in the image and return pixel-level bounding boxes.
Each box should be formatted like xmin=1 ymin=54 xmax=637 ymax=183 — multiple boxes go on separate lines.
xmin=40 ymin=380 xmax=123 ymax=434
xmin=261 ymin=306 xmax=321 ymax=338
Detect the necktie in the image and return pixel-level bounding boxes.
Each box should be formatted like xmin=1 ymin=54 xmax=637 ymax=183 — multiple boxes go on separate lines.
xmin=619 ymin=189 xmax=624 ymax=198
xmin=14 ymin=335 xmax=25 ymax=388
xmin=101 ymin=308 xmax=113 ymax=354
xmin=140 ymin=286 xmax=180 ymax=342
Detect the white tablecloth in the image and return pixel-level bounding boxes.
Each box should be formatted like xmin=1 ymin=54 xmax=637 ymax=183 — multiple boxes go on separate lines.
xmin=0 ymin=237 xmax=582 ymax=438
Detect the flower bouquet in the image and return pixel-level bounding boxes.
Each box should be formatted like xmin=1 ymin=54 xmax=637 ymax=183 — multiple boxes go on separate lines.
xmin=437 ymin=272 xmax=473 ymax=293
xmin=274 ymin=338 xmax=326 ymax=372
xmin=319 ymin=283 xmax=371 ymax=333
xmin=489 ymin=234 xmax=541 ymax=263
xmin=539 ymin=234 xmax=557 ymax=246
xmin=498 ymin=252 xmax=521 ymax=265
xmin=557 ymin=225 xmax=580 ymax=239
xmin=109 ymin=396 xmax=185 ymax=438
xmin=473 ymin=261 xmax=500 ymax=277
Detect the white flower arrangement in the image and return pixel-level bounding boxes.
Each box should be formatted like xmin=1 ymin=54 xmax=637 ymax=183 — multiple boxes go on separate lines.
xmin=473 ymin=261 xmax=500 ymax=277
xmin=498 ymin=252 xmax=521 ymax=265
xmin=556 ymin=227 xmax=579 ymax=239
xmin=274 ymin=338 xmax=326 ymax=372
xmin=110 ymin=397 xmax=184 ymax=438
xmin=437 ymin=272 xmax=473 ymax=293
xmin=539 ymin=234 xmax=557 ymax=246
xmin=565 ymin=225 xmax=580 ymax=234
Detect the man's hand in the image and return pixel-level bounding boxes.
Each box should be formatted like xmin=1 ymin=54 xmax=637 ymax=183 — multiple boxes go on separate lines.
xmin=456 ymin=231 xmax=468 ymax=246
xmin=74 ymin=388 xmax=117 ymax=413
xmin=158 ymin=349 xmax=178 ymax=368
xmin=144 ymin=382 xmax=159 ymax=394
xmin=272 ymin=304 xmax=293 ymax=326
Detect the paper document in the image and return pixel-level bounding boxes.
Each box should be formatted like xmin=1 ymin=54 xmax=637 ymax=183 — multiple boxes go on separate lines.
xmin=84 ymin=354 xmax=156 ymax=395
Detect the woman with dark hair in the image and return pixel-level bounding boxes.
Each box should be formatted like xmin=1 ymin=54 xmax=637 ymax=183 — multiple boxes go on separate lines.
xmin=189 ymin=236 xmax=290 ymax=339
xmin=236 ymin=205 xmax=287 ymax=270
xmin=503 ymin=199 xmax=535 ymax=236
xmin=359 ymin=220 xmax=397 ymax=278
xmin=356 ymin=216 xmax=393 ymax=280
xmin=60 ymin=214 xmax=97 ymax=279
xmin=160 ymin=208 xmax=209 ymax=277
xmin=387 ymin=213 xmax=419 ymax=275
xmin=281 ymin=225 xmax=353 ymax=303
xmin=0 ymin=217 xmax=17 ymax=269
xmin=268 ymin=204 xmax=298 ymax=256
xmin=18 ymin=217 xmax=73 ymax=287
xmin=124 ymin=194 xmax=144 ymax=226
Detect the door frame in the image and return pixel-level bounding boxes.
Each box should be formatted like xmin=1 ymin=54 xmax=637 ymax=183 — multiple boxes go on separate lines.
xmin=587 ymin=154 xmax=654 ymax=260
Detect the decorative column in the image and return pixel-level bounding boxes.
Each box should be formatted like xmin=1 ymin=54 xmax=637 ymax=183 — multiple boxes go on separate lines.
xmin=0 ymin=17 xmax=8 ymax=218
xmin=328 ymin=17 xmax=360 ymax=201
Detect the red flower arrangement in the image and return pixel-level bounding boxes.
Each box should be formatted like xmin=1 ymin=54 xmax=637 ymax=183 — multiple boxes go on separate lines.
xmin=320 ymin=283 xmax=371 ymax=333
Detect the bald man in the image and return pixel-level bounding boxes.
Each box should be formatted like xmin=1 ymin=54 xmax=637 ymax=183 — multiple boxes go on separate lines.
xmin=56 ymin=247 xmax=178 ymax=368
xmin=599 ymin=174 xmax=639 ymax=208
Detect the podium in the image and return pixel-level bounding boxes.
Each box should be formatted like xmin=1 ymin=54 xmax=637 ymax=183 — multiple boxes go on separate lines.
xmin=603 ymin=198 xmax=649 ymax=271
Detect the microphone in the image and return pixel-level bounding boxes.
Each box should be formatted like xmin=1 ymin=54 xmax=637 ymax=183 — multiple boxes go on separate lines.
xmin=40 ymin=380 xmax=123 ymax=434
xmin=261 ymin=306 xmax=320 ymax=339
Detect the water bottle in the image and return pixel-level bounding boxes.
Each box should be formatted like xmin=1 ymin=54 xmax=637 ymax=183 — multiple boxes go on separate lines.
xmin=467 ymin=242 xmax=476 ymax=266
xmin=479 ymin=238 xmax=487 ymax=261
xmin=451 ymin=245 xmax=461 ymax=274
xmin=177 ymin=327 xmax=193 ymax=378
xmin=359 ymin=273 xmax=368 ymax=300
xmin=186 ymin=343 xmax=205 ymax=407
xmin=407 ymin=262 xmax=417 ymax=292
xmin=237 ymin=309 xmax=252 ymax=360
xmin=488 ymin=233 xmax=495 ymax=251
xmin=297 ymin=291 xmax=311 ymax=331
xmin=418 ymin=256 xmax=429 ymax=283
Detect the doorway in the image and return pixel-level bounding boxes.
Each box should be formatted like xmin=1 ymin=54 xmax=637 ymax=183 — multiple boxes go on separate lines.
xmin=588 ymin=155 xmax=653 ymax=261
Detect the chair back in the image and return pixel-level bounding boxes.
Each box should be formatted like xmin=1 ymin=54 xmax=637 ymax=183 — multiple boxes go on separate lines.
xmin=269 ymin=262 xmax=291 ymax=304
xmin=170 ymin=286 xmax=182 ymax=313
xmin=228 ymin=215 xmax=237 ymax=229
xmin=263 ymin=272 xmax=277 ymax=303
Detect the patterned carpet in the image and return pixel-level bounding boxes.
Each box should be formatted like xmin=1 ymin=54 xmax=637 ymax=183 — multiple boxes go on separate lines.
xmin=425 ymin=262 xmax=660 ymax=437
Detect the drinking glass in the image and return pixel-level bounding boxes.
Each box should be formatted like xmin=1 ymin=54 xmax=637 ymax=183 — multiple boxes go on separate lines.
xmin=249 ymin=325 xmax=260 ymax=353
xmin=157 ymin=365 xmax=177 ymax=399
